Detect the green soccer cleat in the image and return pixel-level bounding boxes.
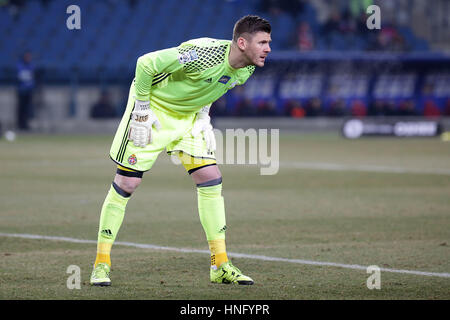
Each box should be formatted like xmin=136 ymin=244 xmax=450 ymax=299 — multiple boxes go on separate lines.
xmin=210 ymin=261 xmax=254 ymax=285
xmin=90 ymin=263 xmax=111 ymax=287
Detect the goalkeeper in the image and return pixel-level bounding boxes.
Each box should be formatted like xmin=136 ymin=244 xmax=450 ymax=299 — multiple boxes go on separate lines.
xmin=90 ymin=15 xmax=272 ymax=286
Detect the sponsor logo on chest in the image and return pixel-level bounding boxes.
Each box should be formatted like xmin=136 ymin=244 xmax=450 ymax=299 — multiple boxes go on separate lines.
xmin=218 ymin=75 xmax=231 ymax=84
xmin=218 ymin=75 xmax=238 ymax=89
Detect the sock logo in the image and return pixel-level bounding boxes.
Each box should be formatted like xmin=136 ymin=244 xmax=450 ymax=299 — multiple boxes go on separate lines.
xmin=101 ymin=229 xmax=113 ymax=239
xmin=219 ymin=225 xmax=227 ymax=233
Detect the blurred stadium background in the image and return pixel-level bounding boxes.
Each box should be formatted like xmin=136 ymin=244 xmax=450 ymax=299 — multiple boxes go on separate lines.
xmin=1 ymin=0 xmax=449 ymax=134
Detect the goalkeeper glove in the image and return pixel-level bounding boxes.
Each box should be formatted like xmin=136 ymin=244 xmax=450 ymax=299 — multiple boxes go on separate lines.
xmin=191 ymin=106 xmax=216 ymax=152
xmin=128 ymin=99 xmax=161 ymax=147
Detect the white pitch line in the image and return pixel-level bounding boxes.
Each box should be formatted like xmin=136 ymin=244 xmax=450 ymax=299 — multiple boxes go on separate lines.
xmin=1 ymin=232 xmax=449 ymax=279
xmin=280 ymin=161 xmax=450 ymax=175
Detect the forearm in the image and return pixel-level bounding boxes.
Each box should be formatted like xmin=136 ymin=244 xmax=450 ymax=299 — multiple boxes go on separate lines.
xmin=134 ymin=56 xmax=153 ymax=101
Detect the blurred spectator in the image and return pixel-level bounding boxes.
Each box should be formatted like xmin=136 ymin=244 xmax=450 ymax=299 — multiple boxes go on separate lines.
xmin=313 ymin=0 xmax=422 ymax=53
xmin=339 ymin=8 xmax=357 ymax=34
xmin=304 ymin=98 xmax=324 ymax=117
xmin=384 ymin=101 xmax=398 ymax=116
xmin=210 ymin=96 xmax=228 ymax=117
xmin=234 ymin=94 xmax=256 ymax=117
xmin=423 ymin=100 xmax=441 ymax=117
xmin=320 ymin=8 xmax=354 ymax=49
xmin=355 ymin=11 xmax=369 ymax=36
xmin=6 ymin=0 xmax=25 ymax=20
xmin=444 ymin=99 xmax=450 ymax=116
xmin=422 ymin=81 xmax=433 ymax=96
xmin=297 ymin=22 xmax=314 ymax=51
xmin=284 ymin=99 xmax=305 ymax=118
xmin=258 ymin=0 xmax=307 ymax=17
xmin=321 ymin=9 xmax=342 ymax=37
xmin=350 ymin=100 xmax=367 ymax=117
xmin=368 ymin=25 xmax=408 ymax=52
xmin=5 ymin=0 xmax=24 ymax=20
xmin=368 ymin=100 xmax=386 ymax=116
xmin=261 ymin=5 xmax=297 ymax=49
xmin=230 ymin=86 xmax=257 ymax=117
xmin=349 ymin=0 xmax=373 ymax=18
xmin=16 ymin=51 xmax=35 ymax=130
xmin=327 ymin=99 xmax=347 ymax=117
xmin=90 ymin=91 xmax=117 ymax=119
xmin=397 ymin=100 xmax=418 ymax=116
xmin=256 ymin=99 xmax=277 ymax=117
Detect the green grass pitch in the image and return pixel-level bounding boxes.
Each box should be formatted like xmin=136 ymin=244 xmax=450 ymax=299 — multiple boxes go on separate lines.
xmin=0 ymin=132 xmax=449 ymax=299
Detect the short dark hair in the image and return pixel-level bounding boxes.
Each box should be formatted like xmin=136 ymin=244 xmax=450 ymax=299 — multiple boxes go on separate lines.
xmin=232 ymin=15 xmax=271 ymax=42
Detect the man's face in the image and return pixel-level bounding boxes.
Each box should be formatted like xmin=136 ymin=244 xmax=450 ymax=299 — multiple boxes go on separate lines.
xmin=241 ymin=32 xmax=272 ymax=67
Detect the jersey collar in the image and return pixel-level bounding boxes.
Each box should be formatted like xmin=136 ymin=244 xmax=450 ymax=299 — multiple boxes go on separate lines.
xmin=225 ymin=42 xmax=240 ymax=73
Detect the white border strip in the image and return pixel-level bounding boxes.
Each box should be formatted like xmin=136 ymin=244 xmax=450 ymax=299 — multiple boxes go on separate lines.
xmin=1 ymin=232 xmax=449 ymax=278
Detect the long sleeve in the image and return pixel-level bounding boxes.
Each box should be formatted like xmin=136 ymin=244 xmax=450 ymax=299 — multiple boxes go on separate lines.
xmin=134 ymin=47 xmax=185 ymax=101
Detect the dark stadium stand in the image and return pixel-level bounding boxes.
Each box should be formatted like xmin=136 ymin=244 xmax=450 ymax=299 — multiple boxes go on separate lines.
xmin=0 ymin=0 xmax=432 ymax=73
xmin=0 ymin=0 xmax=449 ymax=118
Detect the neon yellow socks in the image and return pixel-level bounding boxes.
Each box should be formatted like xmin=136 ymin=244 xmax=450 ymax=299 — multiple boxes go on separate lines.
xmin=94 ymin=183 xmax=130 ymax=267
xmin=95 ymin=181 xmax=230 ymax=269
xmin=197 ymin=182 xmax=229 ymax=268
xmin=208 ymin=239 xmax=229 ymax=269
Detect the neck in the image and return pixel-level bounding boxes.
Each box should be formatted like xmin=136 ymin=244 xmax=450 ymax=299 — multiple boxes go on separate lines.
xmin=228 ymin=42 xmax=249 ymax=69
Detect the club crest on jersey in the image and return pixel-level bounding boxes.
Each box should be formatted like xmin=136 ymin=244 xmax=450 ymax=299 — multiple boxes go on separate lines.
xmin=128 ymin=154 xmax=137 ymax=165
xmin=178 ymin=49 xmax=198 ymax=64
xmin=218 ymin=75 xmax=231 ymax=84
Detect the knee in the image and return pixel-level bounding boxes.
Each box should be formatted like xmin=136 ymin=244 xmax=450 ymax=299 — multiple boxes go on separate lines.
xmin=190 ymin=165 xmax=222 ymax=187
xmin=113 ymin=174 xmax=141 ymax=195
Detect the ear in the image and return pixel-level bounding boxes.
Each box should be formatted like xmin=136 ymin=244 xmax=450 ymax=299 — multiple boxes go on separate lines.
xmin=237 ymin=36 xmax=247 ymax=51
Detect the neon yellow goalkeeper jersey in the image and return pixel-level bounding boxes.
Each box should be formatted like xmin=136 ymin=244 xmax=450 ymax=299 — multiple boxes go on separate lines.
xmin=134 ymin=38 xmax=255 ymax=115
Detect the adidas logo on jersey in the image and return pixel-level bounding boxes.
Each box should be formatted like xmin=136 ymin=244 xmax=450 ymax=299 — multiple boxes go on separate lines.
xmin=204 ymin=78 xmax=212 ymax=83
